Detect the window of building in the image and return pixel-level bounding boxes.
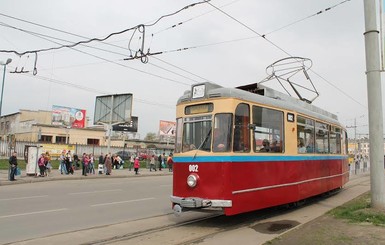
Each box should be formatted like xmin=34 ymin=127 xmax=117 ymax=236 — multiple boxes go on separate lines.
xmin=56 ymin=136 xmax=66 ymax=144
xmin=253 ymin=106 xmax=284 ymax=153
xmin=40 ymin=135 xmax=52 ymax=143
xmin=87 ymin=138 xmax=100 ymax=145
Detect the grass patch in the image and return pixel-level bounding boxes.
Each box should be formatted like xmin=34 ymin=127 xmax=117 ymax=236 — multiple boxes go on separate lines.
xmin=328 ymin=192 xmax=385 ymax=226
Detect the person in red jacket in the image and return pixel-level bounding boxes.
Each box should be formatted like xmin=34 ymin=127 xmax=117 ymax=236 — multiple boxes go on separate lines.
xmin=38 ymin=153 xmax=46 ymax=177
xmin=134 ymin=157 xmax=140 ymax=175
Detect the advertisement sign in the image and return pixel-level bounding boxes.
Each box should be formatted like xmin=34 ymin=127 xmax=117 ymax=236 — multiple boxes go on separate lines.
xmin=52 ymin=105 xmax=86 ymax=128
xmin=112 ymin=116 xmax=138 ymax=132
xmin=41 ymin=144 xmax=75 ymax=157
xmin=159 ymin=120 xmax=176 ymax=136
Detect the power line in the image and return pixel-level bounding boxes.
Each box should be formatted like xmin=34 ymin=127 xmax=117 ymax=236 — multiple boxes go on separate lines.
xmin=262 ymin=0 xmax=353 ymax=37
xmin=0 ymin=0 xmax=210 ymax=56
xmin=204 ymin=0 xmax=365 ymax=109
xmin=17 ymin=72 xmax=175 ymax=109
xmin=0 ymin=6 xmax=213 ymax=84
xmin=0 ymin=20 xmax=193 ymax=86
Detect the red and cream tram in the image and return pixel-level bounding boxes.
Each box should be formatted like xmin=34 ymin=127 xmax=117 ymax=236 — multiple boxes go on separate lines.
xmin=170 ymin=82 xmax=349 ymax=216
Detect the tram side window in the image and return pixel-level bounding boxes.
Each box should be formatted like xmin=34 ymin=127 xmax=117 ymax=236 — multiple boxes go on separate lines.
xmin=252 ymin=106 xmax=284 ymax=153
xmin=329 ymin=126 xmax=341 ymax=154
xmin=315 ymin=122 xmax=329 ymax=154
xmin=297 ymin=116 xmax=315 ymax=153
xmin=233 ymin=103 xmax=250 ymax=152
xmin=213 ymin=113 xmax=233 ymax=152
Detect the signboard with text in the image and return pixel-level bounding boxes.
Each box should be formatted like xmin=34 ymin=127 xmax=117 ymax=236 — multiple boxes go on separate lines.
xmin=112 ymin=116 xmax=138 ymax=132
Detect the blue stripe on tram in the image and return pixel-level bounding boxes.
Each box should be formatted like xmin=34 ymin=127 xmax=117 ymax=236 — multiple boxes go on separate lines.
xmin=174 ymin=155 xmax=348 ymax=163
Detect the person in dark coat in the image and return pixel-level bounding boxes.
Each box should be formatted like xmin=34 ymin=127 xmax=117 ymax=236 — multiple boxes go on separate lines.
xmin=8 ymin=151 xmax=17 ymax=181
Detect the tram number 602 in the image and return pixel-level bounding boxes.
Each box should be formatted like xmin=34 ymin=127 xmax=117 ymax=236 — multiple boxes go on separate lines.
xmin=189 ymin=164 xmax=199 ymax=172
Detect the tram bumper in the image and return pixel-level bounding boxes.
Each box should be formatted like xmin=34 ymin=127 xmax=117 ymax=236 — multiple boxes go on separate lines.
xmin=170 ymin=195 xmax=232 ymax=210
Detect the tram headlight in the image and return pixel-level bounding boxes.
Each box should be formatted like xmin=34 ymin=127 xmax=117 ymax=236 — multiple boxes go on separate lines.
xmin=187 ymin=174 xmax=198 ymax=188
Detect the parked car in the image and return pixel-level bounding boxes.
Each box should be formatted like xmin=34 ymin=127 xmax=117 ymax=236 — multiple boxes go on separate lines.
xmin=114 ymin=151 xmax=133 ymax=160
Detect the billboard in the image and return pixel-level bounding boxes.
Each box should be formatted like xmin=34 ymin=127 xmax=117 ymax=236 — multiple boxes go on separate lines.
xmin=112 ymin=116 xmax=138 ymax=132
xmin=159 ymin=120 xmax=176 ymax=136
xmin=94 ymin=93 xmax=133 ymax=124
xmin=52 ymin=105 xmax=86 ymax=128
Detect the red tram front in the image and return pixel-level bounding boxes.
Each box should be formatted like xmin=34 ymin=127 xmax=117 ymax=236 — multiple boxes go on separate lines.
xmin=171 ymin=82 xmax=349 ymax=216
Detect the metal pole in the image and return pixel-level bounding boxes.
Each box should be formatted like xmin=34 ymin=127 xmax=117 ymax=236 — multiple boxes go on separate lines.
xmin=363 ymin=0 xmax=385 ymax=209
xmin=0 ymin=64 xmax=6 ymax=117
xmin=107 ymin=95 xmax=114 ymax=154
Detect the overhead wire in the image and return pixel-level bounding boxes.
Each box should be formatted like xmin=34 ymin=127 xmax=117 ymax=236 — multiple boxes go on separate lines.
xmin=204 ymin=0 xmax=365 ymax=109
xmin=0 ymin=4 xmax=213 ymax=84
xmin=0 ymin=0 xmax=210 ymax=56
xmin=0 ymin=20 xmax=192 ymax=86
xmin=16 ymin=71 xmax=175 ymax=109
xmin=262 ymin=0 xmax=352 ymax=37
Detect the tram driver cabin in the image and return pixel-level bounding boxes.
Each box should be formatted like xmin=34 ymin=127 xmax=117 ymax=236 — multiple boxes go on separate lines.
xmin=171 ymin=82 xmax=349 ymax=216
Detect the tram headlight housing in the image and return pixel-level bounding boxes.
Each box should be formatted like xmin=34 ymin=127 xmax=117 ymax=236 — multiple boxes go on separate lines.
xmin=187 ymin=174 xmax=198 ymax=188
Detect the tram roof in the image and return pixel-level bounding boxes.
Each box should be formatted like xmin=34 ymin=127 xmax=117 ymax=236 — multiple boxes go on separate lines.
xmin=178 ymin=82 xmax=341 ymax=126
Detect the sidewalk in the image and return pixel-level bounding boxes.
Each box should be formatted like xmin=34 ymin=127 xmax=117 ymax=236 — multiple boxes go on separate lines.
xmin=0 ymin=166 xmax=173 ymax=186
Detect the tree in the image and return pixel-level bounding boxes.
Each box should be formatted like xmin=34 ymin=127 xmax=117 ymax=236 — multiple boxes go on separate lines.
xmin=144 ymin=132 xmax=157 ymax=141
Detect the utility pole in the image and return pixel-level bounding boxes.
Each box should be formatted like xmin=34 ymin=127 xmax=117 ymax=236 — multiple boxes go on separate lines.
xmin=363 ymin=0 xmax=385 ymax=209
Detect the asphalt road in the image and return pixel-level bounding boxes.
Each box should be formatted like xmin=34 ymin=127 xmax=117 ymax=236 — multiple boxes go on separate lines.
xmin=0 ymin=175 xmax=173 ymax=244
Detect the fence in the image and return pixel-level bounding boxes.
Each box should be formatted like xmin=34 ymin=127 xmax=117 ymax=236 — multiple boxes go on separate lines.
xmin=0 ymin=140 xmax=174 ymax=160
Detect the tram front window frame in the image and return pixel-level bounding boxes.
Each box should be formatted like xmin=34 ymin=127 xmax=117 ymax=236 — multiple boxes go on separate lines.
xmin=182 ymin=115 xmax=212 ymax=152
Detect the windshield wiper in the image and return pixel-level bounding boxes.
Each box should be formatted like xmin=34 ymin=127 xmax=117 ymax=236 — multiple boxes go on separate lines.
xmin=193 ymin=128 xmax=212 ymax=159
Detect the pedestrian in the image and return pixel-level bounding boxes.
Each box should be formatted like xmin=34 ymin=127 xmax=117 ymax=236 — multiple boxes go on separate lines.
xmin=105 ymin=153 xmax=112 ymax=175
xmin=129 ymin=154 xmax=134 ymax=171
xmin=66 ymin=150 xmax=73 ymax=174
xmin=115 ymin=155 xmax=123 ymax=169
xmin=38 ymin=153 xmax=46 ymax=177
xmin=88 ymin=153 xmax=95 ymax=174
xmin=82 ymin=153 xmax=89 ymax=176
xmin=44 ymin=151 xmax=52 ymax=176
xmin=73 ymin=153 xmax=80 ymax=170
xmin=98 ymin=153 xmax=104 ymax=174
xmin=8 ymin=151 xmax=17 ymax=181
xmin=59 ymin=150 xmax=67 ymax=174
xmin=167 ymin=153 xmax=174 ymax=172
xmin=134 ymin=157 xmax=140 ymax=175
xmin=158 ymin=154 xmax=163 ymax=171
xmin=149 ymin=155 xmax=156 ymax=171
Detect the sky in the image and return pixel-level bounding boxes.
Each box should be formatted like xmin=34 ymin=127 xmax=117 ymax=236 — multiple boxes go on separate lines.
xmin=0 ymin=0 xmax=382 ymax=139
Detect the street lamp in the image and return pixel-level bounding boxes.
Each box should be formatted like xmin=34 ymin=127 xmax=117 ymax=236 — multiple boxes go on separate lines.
xmin=0 ymin=58 xmax=12 ymax=117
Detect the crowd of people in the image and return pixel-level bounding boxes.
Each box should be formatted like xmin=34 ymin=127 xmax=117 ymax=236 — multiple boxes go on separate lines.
xmin=32 ymin=150 xmax=174 ymax=177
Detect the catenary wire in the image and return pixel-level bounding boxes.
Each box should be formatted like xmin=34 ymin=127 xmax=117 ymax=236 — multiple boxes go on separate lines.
xmin=0 ymin=10 xmax=212 ymax=84
xmin=0 ymin=0 xmax=210 ymax=56
xmin=0 ymin=21 xmax=192 ymax=86
xmin=16 ymin=71 xmax=175 ymax=109
xmin=204 ymin=0 xmax=365 ymax=109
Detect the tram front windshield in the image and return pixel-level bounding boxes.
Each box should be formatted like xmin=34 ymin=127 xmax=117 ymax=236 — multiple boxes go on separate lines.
xmin=181 ymin=114 xmax=232 ymax=153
